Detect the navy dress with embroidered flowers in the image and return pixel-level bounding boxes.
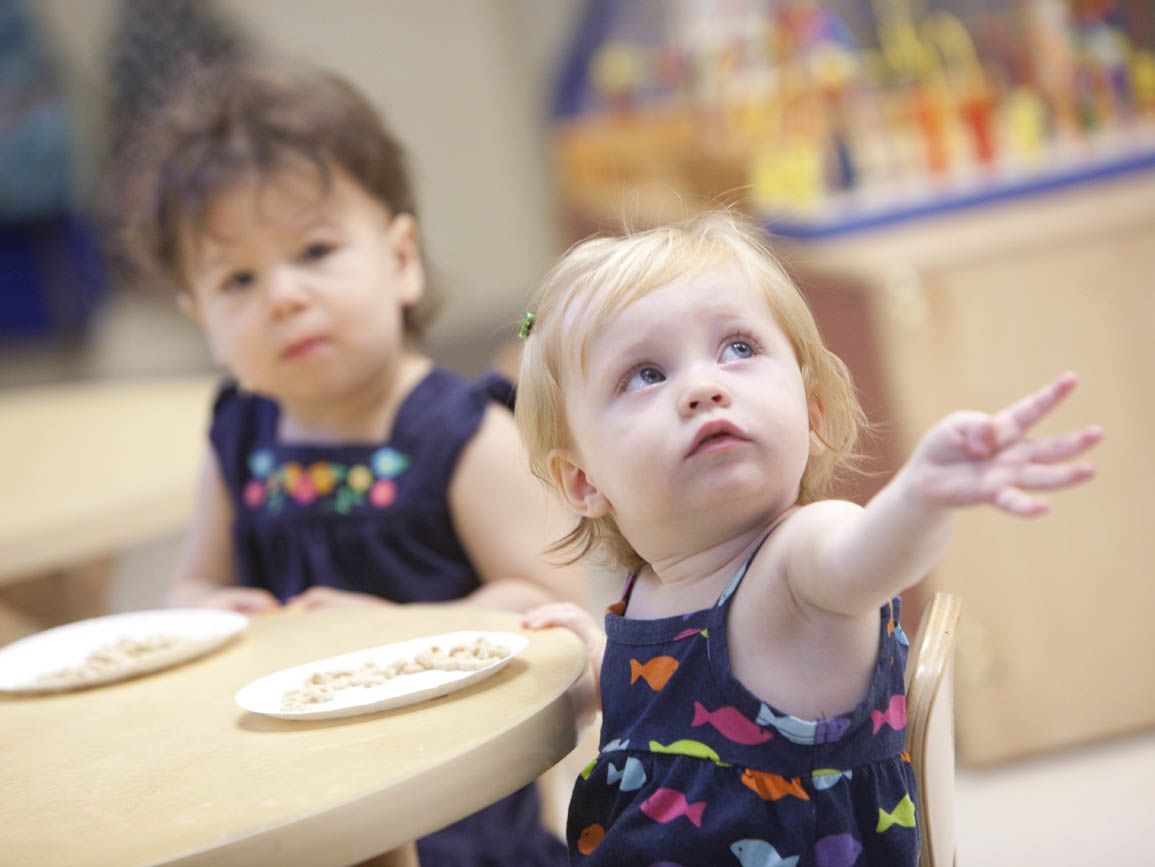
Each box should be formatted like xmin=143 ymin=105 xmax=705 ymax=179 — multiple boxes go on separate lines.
xmin=567 ymin=540 xmax=919 ymax=867
xmin=210 ymin=366 xmax=567 ymax=867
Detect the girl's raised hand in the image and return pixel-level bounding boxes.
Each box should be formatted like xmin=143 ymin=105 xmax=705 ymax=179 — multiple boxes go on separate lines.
xmin=906 ymin=372 xmax=1102 ymax=517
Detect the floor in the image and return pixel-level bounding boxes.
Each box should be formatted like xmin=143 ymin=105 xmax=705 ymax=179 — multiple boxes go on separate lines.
xmin=6 ymin=288 xmax=1153 ymax=865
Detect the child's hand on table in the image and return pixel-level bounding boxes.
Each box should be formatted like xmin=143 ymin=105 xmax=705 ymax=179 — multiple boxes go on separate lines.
xmin=524 ymin=602 xmax=606 ymax=733
xmin=198 ymin=586 xmax=282 ymax=613
xmin=286 ymin=586 xmax=395 ymax=610
xmin=903 ymin=372 xmax=1102 ymax=517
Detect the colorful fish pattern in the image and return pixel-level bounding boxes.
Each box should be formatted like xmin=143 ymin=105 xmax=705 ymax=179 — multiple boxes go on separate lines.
xmin=756 ymin=704 xmax=852 ymax=746
xmin=630 ymin=656 xmax=679 ymax=691
xmin=692 ymin=701 xmax=774 ymax=745
xmin=740 ymin=768 xmax=810 ymax=802
xmin=815 ymin=833 xmax=864 ymax=867
xmin=877 ymin=793 xmax=918 ymax=832
xmin=871 ymin=694 xmax=908 ymax=735
xmin=731 ymin=839 xmax=800 ymax=867
xmin=649 ymin=738 xmax=730 ymax=766
xmin=566 ymin=555 xmax=918 ymax=865
xmin=811 ymin=768 xmax=854 ymax=791
xmin=607 ymin=756 xmax=647 ymax=791
xmin=639 ymin=787 xmax=706 ymax=827
xmin=577 ymin=823 xmax=604 ymax=855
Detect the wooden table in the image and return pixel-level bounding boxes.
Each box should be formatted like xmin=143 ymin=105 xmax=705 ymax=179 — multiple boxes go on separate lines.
xmin=0 ymin=605 xmax=585 ymax=866
xmin=0 ymin=376 xmax=215 ymax=584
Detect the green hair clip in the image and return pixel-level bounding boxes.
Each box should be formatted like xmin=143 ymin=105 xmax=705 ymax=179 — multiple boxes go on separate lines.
xmin=517 ymin=310 xmax=536 ymax=339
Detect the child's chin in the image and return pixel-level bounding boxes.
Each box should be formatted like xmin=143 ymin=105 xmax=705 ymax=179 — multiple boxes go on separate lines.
xmin=687 ymin=476 xmax=780 ymax=514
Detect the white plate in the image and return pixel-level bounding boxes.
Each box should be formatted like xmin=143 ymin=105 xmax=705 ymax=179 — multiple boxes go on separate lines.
xmin=234 ymin=630 xmax=528 ymax=721
xmin=0 ymin=608 xmax=248 ymax=693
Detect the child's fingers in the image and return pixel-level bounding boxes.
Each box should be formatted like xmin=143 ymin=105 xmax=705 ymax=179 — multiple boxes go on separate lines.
xmin=1012 ymin=461 xmax=1096 ymax=491
xmin=522 ymin=602 xmax=582 ymax=629
xmin=1022 ymin=426 xmax=1103 ymax=464
xmin=522 ymin=604 xmax=599 ymax=647
xmin=993 ymin=372 xmax=1078 ymax=445
xmin=961 ymin=418 xmax=998 ymax=458
xmin=214 ymin=588 xmax=281 ymax=613
xmin=288 ymin=587 xmax=343 ymax=609
xmin=992 ymin=486 xmax=1050 ymax=517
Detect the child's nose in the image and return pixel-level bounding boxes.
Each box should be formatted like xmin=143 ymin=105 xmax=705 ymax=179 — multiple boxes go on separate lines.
xmin=680 ymin=374 xmax=732 ymax=415
xmin=266 ymin=267 xmax=310 ymax=318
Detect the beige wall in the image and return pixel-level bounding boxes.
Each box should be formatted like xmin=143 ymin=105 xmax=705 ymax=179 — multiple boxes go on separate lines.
xmin=29 ymin=0 xmax=581 ymax=368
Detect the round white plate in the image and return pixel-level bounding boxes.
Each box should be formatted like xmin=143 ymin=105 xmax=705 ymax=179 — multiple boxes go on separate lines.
xmin=235 ymin=630 xmax=528 ymax=721
xmin=0 ymin=609 xmax=249 ymax=692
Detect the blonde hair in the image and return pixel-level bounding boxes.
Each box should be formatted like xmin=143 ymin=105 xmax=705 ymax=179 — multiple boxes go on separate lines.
xmin=516 ymin=209 xmax=866 ymax=572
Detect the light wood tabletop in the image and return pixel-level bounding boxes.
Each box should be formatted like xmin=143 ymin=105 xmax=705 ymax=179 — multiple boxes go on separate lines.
xmin=1 ymin=605 xmax=585 ymax=866
xmin=0 ymin=376 xmax=216 ymax=584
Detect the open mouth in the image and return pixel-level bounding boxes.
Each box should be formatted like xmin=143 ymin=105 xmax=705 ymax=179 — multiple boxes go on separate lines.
xmin=687 ymin=420 xmax=748 ymax=457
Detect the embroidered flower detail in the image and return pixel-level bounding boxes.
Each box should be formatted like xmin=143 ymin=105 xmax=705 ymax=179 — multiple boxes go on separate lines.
xmin=282 ymin=461 xmax=304 ymax=490
xmin=242 ymin=450 xmax=410 ymax=512
xmin=290 ymin=474 xmax=317 ymax=505
xmin=347 ymin=464 xmax=373 ymax=492
xmin=370 ymin=479 xmax=397 ymax=508
xmin=243 ymin=480 xmax=266 ymax=508
xmin=248 ymin=448 xmax=276 ymax=479
xmin=372 ymin=447 xmax=410 ymax=478
xmin=309 ymin=462 xmax=339 ymax=496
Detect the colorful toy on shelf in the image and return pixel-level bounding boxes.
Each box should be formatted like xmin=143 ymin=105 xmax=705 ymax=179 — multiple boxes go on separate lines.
xmin=551 ymin=0 xmax=1155 ymax=235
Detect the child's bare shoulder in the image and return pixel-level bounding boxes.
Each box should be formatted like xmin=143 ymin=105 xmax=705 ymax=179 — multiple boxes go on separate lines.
xmin=768 ymin=499 xmax=863 ymax=558
xmin=743 ymin=500 xmax=867 ymax=618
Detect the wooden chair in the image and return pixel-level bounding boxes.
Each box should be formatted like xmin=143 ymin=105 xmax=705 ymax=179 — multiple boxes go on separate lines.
xmin=904 ymin=592 xmax=963 ymax=867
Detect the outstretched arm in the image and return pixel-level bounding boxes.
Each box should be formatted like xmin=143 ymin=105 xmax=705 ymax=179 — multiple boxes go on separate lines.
xmin=790 ymin=372 xmax=1102 ymax=616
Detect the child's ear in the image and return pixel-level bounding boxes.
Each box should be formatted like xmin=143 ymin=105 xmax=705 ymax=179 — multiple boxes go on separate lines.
xmin=388 ymin=213 xmax=425 ymax=307
xmin=176 ymin=292 xmax=201 ymax=324
xmin=546 ymin=448 xmax=611 ymax=518
xmin=807 ymin=396 xmax=827 ymax=457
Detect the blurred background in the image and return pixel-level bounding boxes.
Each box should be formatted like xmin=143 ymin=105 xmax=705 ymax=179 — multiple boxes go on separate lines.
xmin=2 ymin=1 xmax=1152 ymax=863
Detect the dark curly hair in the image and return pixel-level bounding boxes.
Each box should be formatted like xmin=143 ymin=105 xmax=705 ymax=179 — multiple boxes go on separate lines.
xmin=110 ymin=59 xmax=439 ymax=338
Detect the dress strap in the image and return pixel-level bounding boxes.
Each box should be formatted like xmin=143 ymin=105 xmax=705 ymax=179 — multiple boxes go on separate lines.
xmin=606 ymin=571 xmax=639 ymax=616
xmin=714 ymin=537 xmax=767 ymax=608
xmin=714 ymin=508 xmax=796 ymax=608
xmin=609 ymin=509 xmax=797 ymax=616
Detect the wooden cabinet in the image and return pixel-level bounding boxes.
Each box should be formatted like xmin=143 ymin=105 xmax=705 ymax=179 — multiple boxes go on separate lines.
xmin=776 ymin=172 xmax=1155 ymax=765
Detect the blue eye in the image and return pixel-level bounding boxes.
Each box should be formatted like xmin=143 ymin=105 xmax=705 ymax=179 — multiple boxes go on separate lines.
xmin=721 ymin=339 xmax=755 ymax=362
xmin=623 ymin=366 xmax=665 ymax=392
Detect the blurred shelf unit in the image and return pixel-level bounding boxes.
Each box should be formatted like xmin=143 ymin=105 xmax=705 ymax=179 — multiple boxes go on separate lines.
xmin=551 ymin=0 xmax=1155 ymax=237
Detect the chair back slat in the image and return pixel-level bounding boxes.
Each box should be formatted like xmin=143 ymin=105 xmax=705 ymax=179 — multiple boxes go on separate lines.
xmin=904 ymin=592 xmax=962 ymax=867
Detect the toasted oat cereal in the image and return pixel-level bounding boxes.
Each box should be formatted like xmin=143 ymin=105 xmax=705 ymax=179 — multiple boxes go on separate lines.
xmin=280 ymin=636 xmax=510 ymax=711
xmin=34 ymin=634 xmax=193 ymax=688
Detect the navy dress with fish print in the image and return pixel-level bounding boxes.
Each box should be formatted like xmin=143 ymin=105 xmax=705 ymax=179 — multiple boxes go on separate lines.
xmin=210 ymin=367 xmax=567 ymax=867
xmin=567 ymin=542 xmax=919 ymax=867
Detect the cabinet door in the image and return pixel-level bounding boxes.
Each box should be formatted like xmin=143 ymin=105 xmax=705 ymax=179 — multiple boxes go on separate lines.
xmin=868 ymin=223 xmax=1155 ymax=764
